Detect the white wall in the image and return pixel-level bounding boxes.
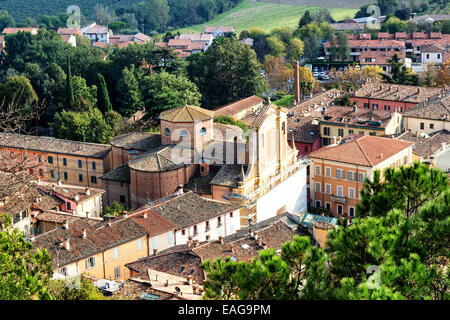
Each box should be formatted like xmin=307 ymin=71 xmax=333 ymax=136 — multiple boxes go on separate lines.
xmin=256 ymin=165 xmax=308 ymax=223
xmin=174 ymin=208 xmax=240 ymax=245
xmin=404 ymin=117 xmax=450 ymax=135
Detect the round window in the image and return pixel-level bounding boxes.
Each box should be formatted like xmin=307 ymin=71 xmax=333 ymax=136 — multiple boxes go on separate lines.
xmin=200 ymin=127 xmax=207 ymax=136
xmin=180 ymin=130 xmax=189 ymax=138
xmin=165 ymin=128 xmax=170 ymax=136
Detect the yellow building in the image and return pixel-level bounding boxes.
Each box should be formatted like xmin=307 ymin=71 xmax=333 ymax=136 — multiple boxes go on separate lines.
xmin=320 ymin=106 xmax=402 ymax=146
xmin=0 ymin=133 xmax=112 ymax=188
xmin=32 ymin=214 xmax=149 ymax=281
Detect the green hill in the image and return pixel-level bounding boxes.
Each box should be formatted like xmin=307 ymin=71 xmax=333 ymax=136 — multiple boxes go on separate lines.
xmin=176 ymin=1 xmax=358 ymax=34
xmin=0 ymin=0 xmax=142 ymax=22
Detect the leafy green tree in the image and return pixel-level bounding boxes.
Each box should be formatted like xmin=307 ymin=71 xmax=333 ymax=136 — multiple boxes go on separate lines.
xmin=378 ymin=0 xmax=400 ymax=15
xmin=52 ymin=107 xmax=114 ymax=144
xmin=142 ymin=70 xmax=201 ymax=116
xmin=298 ymin=10 xmax=313 ymax=29
xmin=214 ymin=115 xmax=248 ymax=133
xmin=0 ymin=214 xmax=53 ymax=300
xmin=0 ymin=75 xmax=38 ymax=107
xmin=48 ymin=277 xmax=107 ymax=300
xmin=66 ymin=55 xmax=73 ymax=108
xmin=337 ymin=31 xmax=350 ymax=61
xmin=108 ymin=21 xmax=126 ymax=34
xmin=384 ymin=53 xmax=420 ymax=85
xmin=382 ymin=16 xmax=407 ymax=33
xmin=266 ymin=36 xmax=286 ymax=56
xmin=441 ymin=20 xmax=450 ymax=34
xmin=101 ymin=201 xmax=128 ymax=217
xmin=116 ymin=65 xmax=144 ymax=117
xmin=0 ymin=10 xmax=15 ymax=31
xmin=357 ymin=162 xmax=448 ymax=219
xmin=187 ymin=37 xmax=268 ymax=108
xmin=287 ymin=38 xmax=304 ymax=61
xmin=68 ymin=76 xmax=97 ymax=112
xmin=97 ymin=73 xmax=113 ymax=113
xmin=104 ymin=110 xmax=124 ymax=134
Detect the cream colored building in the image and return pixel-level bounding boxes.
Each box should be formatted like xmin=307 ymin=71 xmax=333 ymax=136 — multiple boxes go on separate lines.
xmin=319 ymin=106 xmax=402 ymax=145
xmin=403 ymin=93 xmax=450 ymax=135
xmin=32 ymin=215 xmax=148 ymax=281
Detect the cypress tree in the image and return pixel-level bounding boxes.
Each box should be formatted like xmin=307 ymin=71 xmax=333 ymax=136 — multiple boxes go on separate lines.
xmin=97 ymin=73 xmax=112 ymax=113
xmin=66 ymin=55 xmax=73 ymax=107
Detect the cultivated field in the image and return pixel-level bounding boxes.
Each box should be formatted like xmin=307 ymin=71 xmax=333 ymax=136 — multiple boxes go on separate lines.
xmin=176 ymin=0 xmax=359 ymax=34
xmin=255 ymin=0 xmax=374 ymax=9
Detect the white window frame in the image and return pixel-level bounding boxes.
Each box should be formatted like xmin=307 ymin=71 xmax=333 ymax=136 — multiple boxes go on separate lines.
xmin=114 ymin=266 xmax=120 ymax=279
xmin=315 ymin=165 xmax=321 ymax=176
xmin=325 ymin=167 xmax=331 ymax=177
xmin=315 ymin=182 xmax=321 ymax=193
xmin=86 ymin=257 xmax=95 ymax=269
xmin=137 ymin=239 xmax=143 ymax=251
xmin=325 ymin=183 xmax=331 ymax=194
xmin=348 ymin=187 xmax=355 ymax=199
xmin=337 ymin=185 xmax=344 ymax=197
xmin=349 ymin=206 xmax=355 ymax=217
xmin=113 ymin=247 xmax=119 ymax=260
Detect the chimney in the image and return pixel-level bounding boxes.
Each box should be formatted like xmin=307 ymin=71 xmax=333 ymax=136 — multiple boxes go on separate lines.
xmin=442 ymin=142 xmax=447 ymax=152
xmin=415 ymin=131 xmax=419 ymax=137
xmin=29 ymin=235 xmax=35 ymax=242
xmin=63 ymin=220 xmax=69 ymax=229
xmin=57 ymin=180 xmax=62 ymax=186
xmin=352 ymin=105 xmax=357 ymax=113
xmin=143 ymin=212 xmax=148 ymax=219
xmin=194 ymin=239 xmax=200 ymax=247
xmin=85 ymin=189 xmax=90 ymax=196
xmin=294 ymin=61 xmax=300 ymax=104
xmin=82 ymin=228 xmax=87 ymax=239
xmin=63 ymin=239 xmax=70 ymax=251
xmin=332 ymin=136 xmax=337 ymax=145
xmin=153 ymin=249 xmax=158 ymax=255
xmin=74 ymin=195 xmax=79 ymax=202
xmin=218 ymin=236 xmax=224 ymax=244
xmin=257 ymin=238 xmax=263 ymax=246
xmin=379 ymin=153 xmax=383 ymax=159
xmin=291 ymin=131 xmax=295 ymax=149
xmin=262 ymin=242 xmax=267 ymax=249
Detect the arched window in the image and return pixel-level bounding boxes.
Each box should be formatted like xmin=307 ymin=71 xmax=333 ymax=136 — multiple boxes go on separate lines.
xmin=282 ymin=122 xmax=286 ymax=135
xmin=200 ymin=127 xmax=207 ymax=136
xmin=165 ymin=128 xmax=170 ymax=136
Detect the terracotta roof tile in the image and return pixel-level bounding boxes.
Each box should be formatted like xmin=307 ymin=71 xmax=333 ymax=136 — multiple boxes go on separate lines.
xmin=159 ymin=105 xmax=214 ymax=123
xmin=213 ymin=96 xmax=264 ymax=117
xmin=309 ymin=135 xmax=414 ymax=167
xmin=150 ymin=191 xmax=241 ymax=229
xmin=354 ymin=82 xmax=443 ymax=104
xmin=0 ymin=133 xmax=111 ymax=158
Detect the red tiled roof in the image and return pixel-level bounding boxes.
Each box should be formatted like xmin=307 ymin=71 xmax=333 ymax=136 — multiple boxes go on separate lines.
xmin=57 ymin=28 xmax=81 ymax=36
xmin=2 ymin=27 xmax=38 ymax=34
xmin=130 ymin=209 xmax=175 ymax=236
xmin=325 ymin=39 xmax=405 ymax=48
xmin=168 ymin=39 xmax=191 ymax=47
xmin=309 ymin=135 xmax=414 ymax=167
xmin=213 ymin=95 xmax=264 ymax=117
xmin=360 ymin=50 xmax=406 ymax=65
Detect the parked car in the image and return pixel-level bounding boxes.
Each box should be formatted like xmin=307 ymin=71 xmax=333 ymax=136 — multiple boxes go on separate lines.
xmin=319 ymin=72 xmax=326 ymax=77
xmin=313 ymin=72 xmax=319 ymax=77
xmin=313 ymin=67 xmax=318 ymax=72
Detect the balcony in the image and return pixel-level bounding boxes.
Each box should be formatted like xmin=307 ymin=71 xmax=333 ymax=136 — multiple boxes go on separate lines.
xmin=331 ymin=194 xmax=347 ymax=204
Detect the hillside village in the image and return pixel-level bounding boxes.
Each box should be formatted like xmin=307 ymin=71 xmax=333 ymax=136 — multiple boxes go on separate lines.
xmin=0 ymin=1 xmax=449 ymax=302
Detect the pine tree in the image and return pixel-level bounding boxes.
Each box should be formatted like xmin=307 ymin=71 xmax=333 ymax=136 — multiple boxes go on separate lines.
xmin=66 ymin=55 xmax=73 ymax=107
xmin=97 ymin=74 xmax=112 ymax=113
